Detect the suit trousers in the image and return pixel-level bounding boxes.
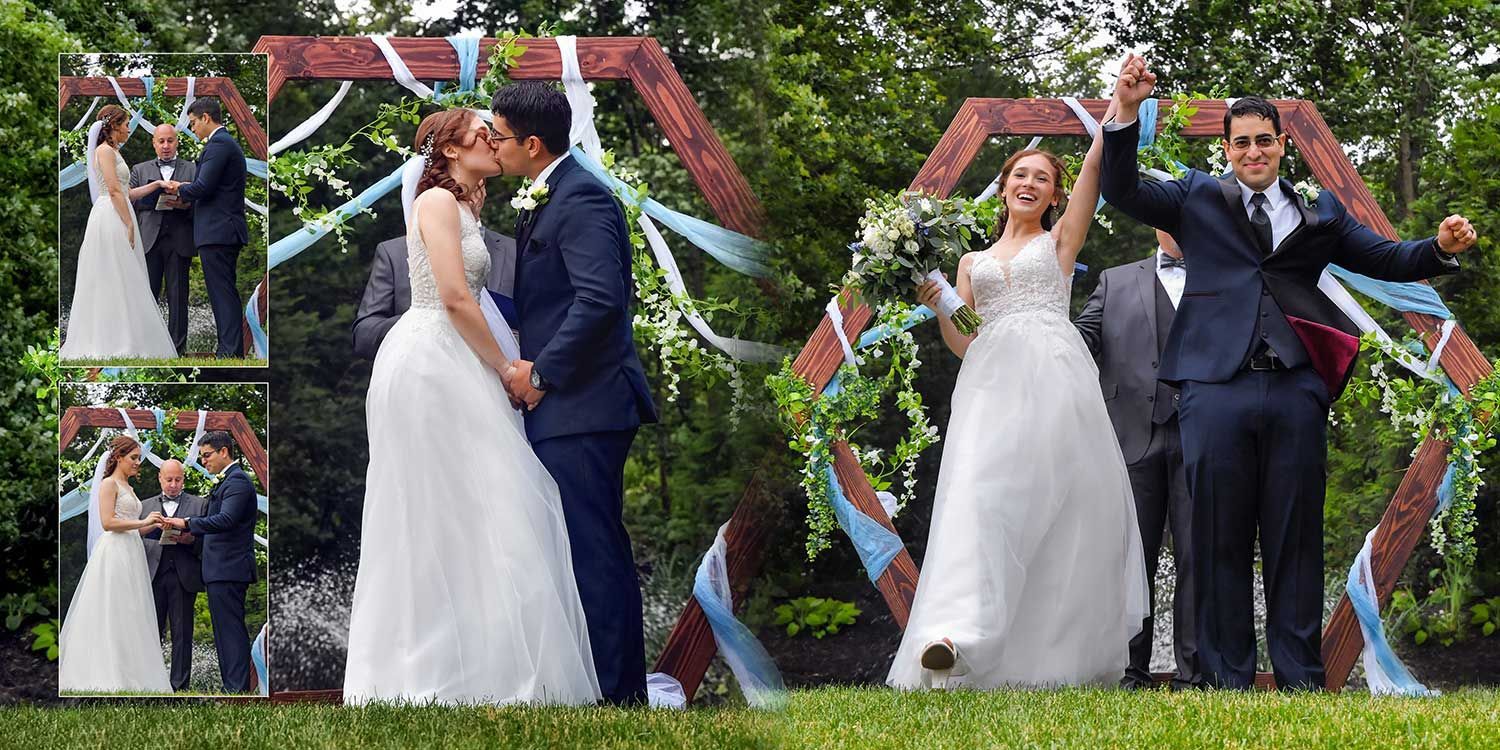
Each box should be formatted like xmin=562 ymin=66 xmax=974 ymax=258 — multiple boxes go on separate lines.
xmin=1123 ymin=417 xmax=1200 ymax=688
xmin=1178 ymin=367 xmax=1329 ymax=690
xmin=152 ymin=560 xmax=198 ymax=691
xmin=198 ymin=243 xmax=243 ymax=357
xmin=206 ymin=580 xmax=251 ymax=692
xmin=531 ymin=428 xmax=645 ymax=705
xmin=145 ymin=244 xmax=191 ymax=354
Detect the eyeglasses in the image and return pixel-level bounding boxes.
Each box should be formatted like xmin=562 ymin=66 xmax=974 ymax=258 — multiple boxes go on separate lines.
xmin=1227 ymin=134 xmax=1281 ymax=151
xmin=489 ymin=132 xmax=530 ymax=145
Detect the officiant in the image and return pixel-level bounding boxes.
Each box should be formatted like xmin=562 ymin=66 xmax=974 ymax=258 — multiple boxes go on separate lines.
xmin=139 ymin=459 xmax=207 ymax=692
xmin=130 ymin=124 xmax=198 ymax=355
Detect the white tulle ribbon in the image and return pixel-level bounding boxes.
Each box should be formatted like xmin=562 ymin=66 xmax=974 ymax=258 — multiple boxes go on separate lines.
xmin=73 ymin=96 xmax=102 ymax=130
xmin=556 ymin=36 xmax=604 ymax=164
xmin=825 ymin=296 xmax=859 ymax=369
xmin=269 ymin=80 xmax=352 ymax=155
xmin=1316 ymin=271 xmax=1455 ymax=384
xmin=371 ymin=36 xmax=436 ymax=99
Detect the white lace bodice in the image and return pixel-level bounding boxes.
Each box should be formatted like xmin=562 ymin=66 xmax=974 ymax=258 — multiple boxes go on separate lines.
xmin=92 ymin=149 xmax=130 ymax=196
xmin=407 ymin=203 xmax=490 ymax=310
xmin=970 ymin=233 xmax=1071 ymax=325
xmin=111 ymin=479 xmax=142 ymax=522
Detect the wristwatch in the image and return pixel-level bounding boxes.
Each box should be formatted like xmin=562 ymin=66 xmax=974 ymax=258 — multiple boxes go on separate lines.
xmin=530 ymin=368 xmax=550 ymax=392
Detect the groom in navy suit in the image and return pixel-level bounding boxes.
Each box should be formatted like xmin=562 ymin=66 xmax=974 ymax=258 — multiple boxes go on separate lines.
xmin=1101 ymin=55 xmax=1477 ymax=690
xmin=161 ymin=431 xmax=259 ymax=692
xmin=490 ymin=82 xmax=660 ymax=705
xmin=165 ymin=98 xmax=249 ymax=358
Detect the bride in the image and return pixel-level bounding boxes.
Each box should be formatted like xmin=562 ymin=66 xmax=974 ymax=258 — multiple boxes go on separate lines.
xmin=887 ymin=89 xmax=1149 ymax=689
xmin=58 ymin=435 xmax=173 ymax=693
xmin=60 ymin=105 xmax=178 ymax=360
xmin=343 ymin=108 xmax=600 ymax=705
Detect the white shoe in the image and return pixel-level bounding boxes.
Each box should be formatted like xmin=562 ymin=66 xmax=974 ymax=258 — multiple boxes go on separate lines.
xmin=921 ymin=638 xmax=959 ymax=671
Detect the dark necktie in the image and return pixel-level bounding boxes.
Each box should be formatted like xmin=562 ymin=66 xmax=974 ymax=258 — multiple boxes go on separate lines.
xmin=1249 ymin=193 xmax=1273 ymax=256
xmin=1159 ymin=253 xmax=1186 ymax=270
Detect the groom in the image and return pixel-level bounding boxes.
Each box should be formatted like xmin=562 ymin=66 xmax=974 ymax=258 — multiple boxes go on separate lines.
xmin=160 ymin=432 xmax=258 ymax=692
xmin=1101 ymin=55 xmax=1478 ymax=689
xmin=165 ymin=98 xmax=248 ymax=358
xmin=490 ymin=81 xmax=660 ymax=705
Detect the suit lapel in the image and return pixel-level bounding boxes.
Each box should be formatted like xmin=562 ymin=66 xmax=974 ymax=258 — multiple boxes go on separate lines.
xmin=1135 ymin=259 xmax=1159 ymax=354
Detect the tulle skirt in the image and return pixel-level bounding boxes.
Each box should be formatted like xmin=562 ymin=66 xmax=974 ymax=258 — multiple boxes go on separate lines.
xmin=888 ymin=311 xmax=1150 ymax=689
xmin=58 ymin=530 xmax=172 ymax=693
xmin=60 ymin=197 xmax=177 ymax=360
xmin=343 ymin=308 xmax=601 ymax=706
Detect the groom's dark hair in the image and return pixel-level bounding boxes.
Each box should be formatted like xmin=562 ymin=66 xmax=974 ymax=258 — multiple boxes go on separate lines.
xmin=490 ymin=81 xmax=571 ymax=156
xmin=1223 ymin=96 xmax=1281 ymax=138
xmin=198 ymin=430 xmax=236 ymax=457
xmin=187 ymin=97 xmax=223 ymax=124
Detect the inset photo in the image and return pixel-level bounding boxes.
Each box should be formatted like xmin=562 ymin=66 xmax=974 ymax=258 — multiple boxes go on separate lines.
xmin=58 ymin=53 xmax=269 ymax=367
xmin=57 ymin=382 xmax=269 ymax=697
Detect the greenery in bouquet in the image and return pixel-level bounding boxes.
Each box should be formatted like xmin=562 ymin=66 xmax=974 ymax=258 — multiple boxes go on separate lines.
xmin=843 ymin=192 xmax=985 ymax=335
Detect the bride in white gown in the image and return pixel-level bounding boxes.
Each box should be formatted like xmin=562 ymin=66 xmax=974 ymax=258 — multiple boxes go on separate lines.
xmin=60 ymin=105 xmax=178 ymax=360
xmin=58 ymin=435 xmax=173 ymax=693
xmin=887 ymin=93 xmax=1149 ymax=689
xmin=343 ymin=109 xmax=600 ymax=706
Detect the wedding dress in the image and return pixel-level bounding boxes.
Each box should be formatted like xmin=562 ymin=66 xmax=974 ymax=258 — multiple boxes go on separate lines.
xmin=887 ymin=232 xmax=1150 ymax=689
xmin=58 ymin=478 xmax=172 ymax=693
xmin=59 ymin=147 xmax=178 ymax=360
xmin=343 ymin=202 xmax=601 ymax=706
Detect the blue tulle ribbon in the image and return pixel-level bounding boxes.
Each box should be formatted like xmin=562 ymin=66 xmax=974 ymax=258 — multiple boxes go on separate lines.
xmin=250 ymin=625 xmax=269 ymax=696
xmin=268 ymin=161 xmax=405 ymax=269
xmin=691 ymin=528 xmax=787 ymax=709
xmin=244 ymin=284 xmax=268 ymax=358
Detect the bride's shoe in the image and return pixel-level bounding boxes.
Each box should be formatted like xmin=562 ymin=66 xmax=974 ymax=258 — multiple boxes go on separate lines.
xmin=920 ymin=638 xmax=959 ymax=671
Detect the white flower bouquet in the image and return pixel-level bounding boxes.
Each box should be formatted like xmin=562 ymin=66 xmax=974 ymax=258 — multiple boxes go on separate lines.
xmin=843 ymin=192 xmax=985 ymax=335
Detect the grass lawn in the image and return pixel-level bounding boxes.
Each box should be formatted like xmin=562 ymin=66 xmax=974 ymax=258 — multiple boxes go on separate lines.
xmin=4 ymin=687 xmax=1496 ymax=748
xmin=61 ymin=356 xmax=268 ymax=369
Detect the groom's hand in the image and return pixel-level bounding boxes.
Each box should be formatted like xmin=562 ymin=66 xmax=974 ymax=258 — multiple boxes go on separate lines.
xmin=1112 ymin=53 xmax=1156 ymax=121
xmin=1437 ymin=214 xmax=1478 ymax=255
xmin=504 ymin=360 xmax=547 ymax=410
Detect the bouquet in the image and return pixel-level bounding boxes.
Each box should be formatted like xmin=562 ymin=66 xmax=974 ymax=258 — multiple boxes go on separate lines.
xmin=842 ymin=192 xmax=985 ymax=335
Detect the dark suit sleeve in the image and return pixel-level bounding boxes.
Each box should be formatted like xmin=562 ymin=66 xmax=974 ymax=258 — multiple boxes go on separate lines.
xmin=187 ymin=478 xmax=255 ymax=535
xmin=533 ymin=185 xmax=629 ymax=389
xmin=1328 ymin=195 xmax=1458 ymax=282
xmin=353 ymin=239 xmax=402 ymax=360
xmin=174 ymin=139 xmax=226 ymax=203
xmin=1100 ymin=121 xmax=1188 ymax=234
xmin=1074 ymin=271 xmax=1107 ymax=360
xmin=130 ymin=164 xmax=159 ymax=211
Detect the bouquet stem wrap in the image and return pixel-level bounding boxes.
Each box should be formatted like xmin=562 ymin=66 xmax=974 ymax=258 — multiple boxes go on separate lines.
xmin=924 ymin=269 xmax=983 ymax=335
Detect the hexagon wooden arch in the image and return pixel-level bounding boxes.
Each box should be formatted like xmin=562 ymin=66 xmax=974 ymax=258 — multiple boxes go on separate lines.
xmin=58 ymin=76 xmax=270 ymax=358
xmin=788 ymin=97 xmax=1494 ymax=691
xmin=254 ymin=34 xmax=780 ymax=704
xmin=58 ymin=405 xmax=269 ymax=694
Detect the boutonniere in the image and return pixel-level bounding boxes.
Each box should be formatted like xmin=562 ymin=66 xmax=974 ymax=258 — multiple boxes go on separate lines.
xmin=511 ymin=179 xmax=550 ymax=218
xmin=1293 ymin=179 xmax=1321 ymax=206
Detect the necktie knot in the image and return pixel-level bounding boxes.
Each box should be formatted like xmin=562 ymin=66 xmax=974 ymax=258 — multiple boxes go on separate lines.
xmin=1250 ymin=192 xmax=1268 ymax=208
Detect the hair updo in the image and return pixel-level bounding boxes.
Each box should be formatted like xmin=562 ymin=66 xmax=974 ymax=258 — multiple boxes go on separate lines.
xmin=994 ymin=148 xmax=1068 ymax=236
xmin=413 ymin=109 xmax=482 ymax=208
xmin=103 ymin=435 xmax=139 ymax=476
xmin=96 ymin=104 xmax=130 ymax=147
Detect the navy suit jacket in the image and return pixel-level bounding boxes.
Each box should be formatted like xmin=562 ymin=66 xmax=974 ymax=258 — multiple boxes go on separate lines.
xmin=175 ymin=127 xmax=249 ymax=249
xmin=186 ymin=463 xmax=258 ymax=584
xmin=514 ymin=156 xmax=658 ymax=443
xmin=1100 ymin=120 xmax=1457 ymax=398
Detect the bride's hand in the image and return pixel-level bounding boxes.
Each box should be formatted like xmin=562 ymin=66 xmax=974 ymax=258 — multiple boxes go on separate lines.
xmin=144 ymin=511 xmax=164 ymax=526
xmin=916 ymin=277 xmax=943 ymax=309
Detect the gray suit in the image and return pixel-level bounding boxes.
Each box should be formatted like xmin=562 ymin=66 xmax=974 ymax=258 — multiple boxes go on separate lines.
xmin=130 ymin=158 xmax=198 ymax=354
xmin=139 ymin=491 xmax=207 ymax=691
xmin=352 ymin=230 xmax=518 ymax=360
xmin=1074 ymin=256 xmax=1200 ymax=689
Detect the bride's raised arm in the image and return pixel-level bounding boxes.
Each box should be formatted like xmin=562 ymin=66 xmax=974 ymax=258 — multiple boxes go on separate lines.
xmin=417 ymin=188 xmax=511 ymax=376
xmin=1052 ymin=97 xmax=1119 ymax=270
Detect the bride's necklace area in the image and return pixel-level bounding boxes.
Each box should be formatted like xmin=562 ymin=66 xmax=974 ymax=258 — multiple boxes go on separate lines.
xmin=982 ymin=231 xmax=1048 ymax=285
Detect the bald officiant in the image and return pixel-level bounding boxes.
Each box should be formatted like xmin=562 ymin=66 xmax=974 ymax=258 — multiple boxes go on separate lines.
xmin=139 ymin=459 xmax=207 ymax=691
xmin=351 ymin=228 xmax=518 ymax=359
xmin=131 ymin=124 xmax=198 ymax=355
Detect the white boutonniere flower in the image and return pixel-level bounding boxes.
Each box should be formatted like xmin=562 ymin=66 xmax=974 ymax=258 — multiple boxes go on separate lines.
xmin=1293 ymin=179 xmax=1321 ymax=205
xmin=511 ymin=179 xmax=550 ymax=214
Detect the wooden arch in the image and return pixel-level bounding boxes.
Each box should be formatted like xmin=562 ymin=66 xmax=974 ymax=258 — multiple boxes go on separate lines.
xmin=786 ymin=97 xmax=1494 ymax=691
xmin=255 ymin=34 xmax=777 ymax=703
xmin=58 ymin=76 xmax=271 ymax=358
xmin=59 ymin=407 xmax=270 ymax=490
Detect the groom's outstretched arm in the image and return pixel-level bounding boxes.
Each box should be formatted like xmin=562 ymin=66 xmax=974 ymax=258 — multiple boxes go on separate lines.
xmin=1328 ymin=195 xmax=1459 ymax=282
xmin=533 ymin=186 xmax=629 ymax=390
xmin=174 ymin=140 xmax=226 ymax=203
xmin=186 ymin=478 xmax=255 ymax=535
xmin=1099 ymin=121 xmax=1188 ymax=235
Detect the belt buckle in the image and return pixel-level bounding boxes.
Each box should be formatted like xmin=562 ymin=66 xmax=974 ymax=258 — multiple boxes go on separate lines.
xmin=1249 ymin=352 xmax=1279 ymax=371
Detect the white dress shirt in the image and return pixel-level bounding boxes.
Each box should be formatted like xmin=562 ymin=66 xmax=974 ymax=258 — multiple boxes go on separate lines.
xmin=159 ymin=162 xmax=175 ymax=181
xmin=1238 ymin=179 xmax=1300 ymax=251
xmin=534 ymin=152 xmax=571 ymax=187
xmin=1155 ymin=250 xmax=1185 ymax=308
xmin=162 ymin=496 xmax=180 ymax=516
